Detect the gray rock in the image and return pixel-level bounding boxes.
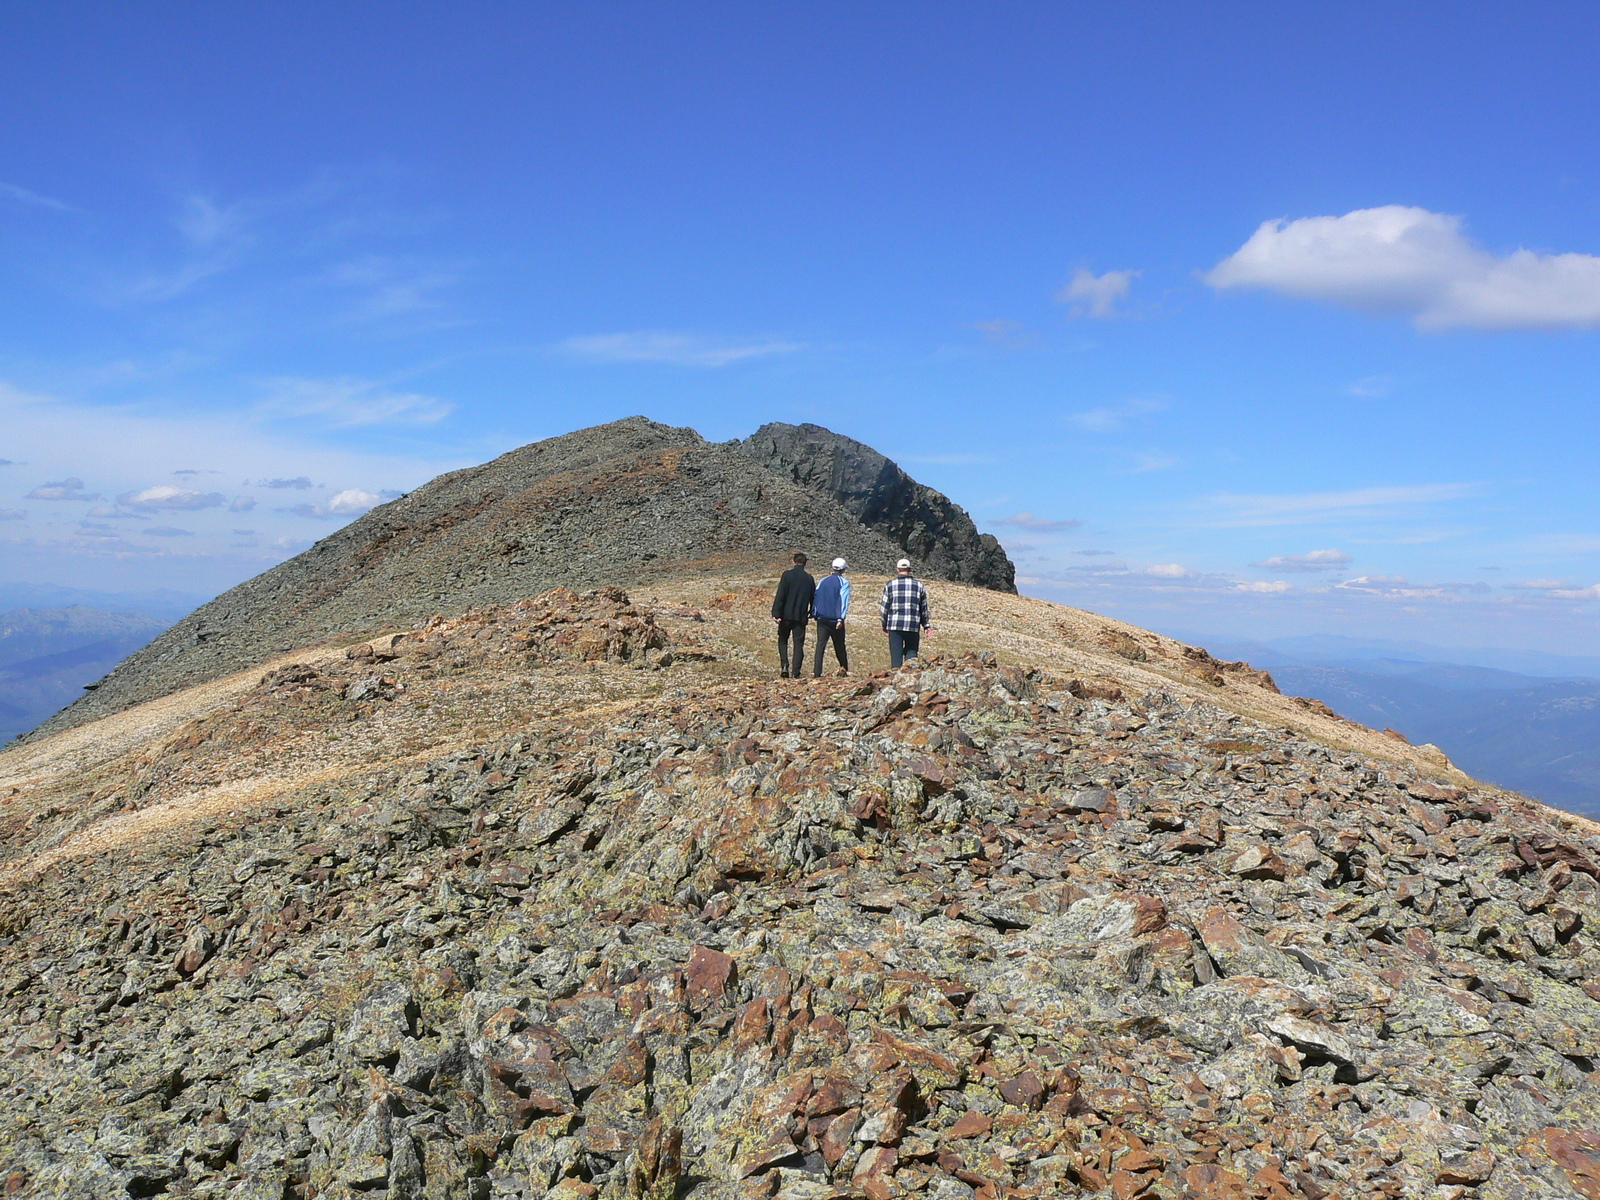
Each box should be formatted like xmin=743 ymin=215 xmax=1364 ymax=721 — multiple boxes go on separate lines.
xmin=740 ymin=421 xmax=1016 ymax=592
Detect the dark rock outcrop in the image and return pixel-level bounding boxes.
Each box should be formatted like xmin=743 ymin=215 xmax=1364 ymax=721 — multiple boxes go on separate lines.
xmin=740 ymin=422 xmax=1016 ymax=593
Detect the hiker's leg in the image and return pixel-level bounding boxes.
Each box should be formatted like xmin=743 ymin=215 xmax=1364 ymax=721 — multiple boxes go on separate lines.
xmin=777 ymin=621 xmax=793 ymax=676
xmin=812 ymin=620 xmax=830 ymax=677
xmin=789 ymin=621 xmax=807 ymax=678
xmin=833 ymin=622 xmax=848 ymax=672
xmin=903 ymin=630 xmax=921 ymax=661
xmin=888 ymin=630 xmax=904 ymax=668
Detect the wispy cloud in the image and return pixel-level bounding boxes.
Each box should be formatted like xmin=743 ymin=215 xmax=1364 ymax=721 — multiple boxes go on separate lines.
xmin=1199 ymin=482 xmax=1481 ymax=526
xmin=25 ymin=478 xmax=101 ymax=501
xmin=1507 ymin=578 xmax=1600 ymax=599
xmin=325 ymin=254 xmax=463 ymax=321
xmin=1251 ymin=548 xmax=1353 ymax=572
xmin=86 ymin=505 xmax=148 ymax=520
xmin=1127 ymin=452 xmax=1179 ymax=473
xmin=0 ymin=182 xmax=75 ymax=213
xmin=1237 ymin=580 xmax=1291 ymax=593
xmin=261 ymin=377 xmax=453 ymax=427
xmin=1056 ymin=267 xmax=1140 ymax=318
xmin=1347 ymin=374 xmax=1393 ymax=397
xmin=1334 ymin=574 xmax=1492 ymax=599
xmin=253 ymin=476 xmax=314 ymax=489
xmin=0 ymin=380 xmax=460 ymax=581
xmin=1207 ymin=205 xmax=1600 ymax=330
xmin=991 ymin=511 xmax=1083 ymax=532
xmin=970 ymin=318 xmax=1032 ymax=348
xmin=1145 ymin=562 xmax=1190 ymax=578
xmin=141 ymin=526 xmax=194 ymax=537
xmin=558 ymin=332 xmax=803 ymax=367
xmin=0 ymin=508 xmax=25 ymax=521
xmin=1067 ymin=396 xmax=1167 ymax=433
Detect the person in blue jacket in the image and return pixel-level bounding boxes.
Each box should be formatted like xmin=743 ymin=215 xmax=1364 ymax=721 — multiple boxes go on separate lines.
xmin=811 ymin=557 xmax=851 ymax=677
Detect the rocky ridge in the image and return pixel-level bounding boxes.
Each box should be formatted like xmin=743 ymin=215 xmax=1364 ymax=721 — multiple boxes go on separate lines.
xmin=739 ymin=425 xmax=1015 ymax=594
xmin=4 ymin=583 xmax=1600 ymax=1198
xmin=34 ymin=417 xmax=1013 ymax=742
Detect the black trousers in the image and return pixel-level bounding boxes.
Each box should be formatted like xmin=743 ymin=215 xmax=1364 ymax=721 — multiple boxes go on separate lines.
xmin=813 ymin=617 xmax=848 ymax=676
xmin=887 ymin=628 xmax=921 ymax=668
xmin=777 ymin=619 xmax=807 ymax=676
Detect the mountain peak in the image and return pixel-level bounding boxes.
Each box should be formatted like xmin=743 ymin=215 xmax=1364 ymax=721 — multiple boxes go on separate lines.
xmin=27 ymin=418 xmax=1015 ymax=739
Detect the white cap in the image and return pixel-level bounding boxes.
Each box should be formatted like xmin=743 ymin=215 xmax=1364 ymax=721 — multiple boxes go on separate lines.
xmin=896 ymin=558 xmax=911 ymax=570
xmin=832 ymin=558 xmax=847 ymax=570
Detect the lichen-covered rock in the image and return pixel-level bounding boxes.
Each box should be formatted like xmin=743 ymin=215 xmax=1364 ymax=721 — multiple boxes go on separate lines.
xmin=8 ymin=598 xmax=1600 ymax=1198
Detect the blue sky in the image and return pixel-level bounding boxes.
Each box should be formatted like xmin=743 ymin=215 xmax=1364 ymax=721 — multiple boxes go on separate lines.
xmin=3 ymin=3 xmax=1600 ymax=654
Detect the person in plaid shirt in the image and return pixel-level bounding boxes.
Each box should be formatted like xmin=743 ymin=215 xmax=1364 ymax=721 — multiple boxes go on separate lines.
xmin=879 ymin=557 xmax=931 ymax=668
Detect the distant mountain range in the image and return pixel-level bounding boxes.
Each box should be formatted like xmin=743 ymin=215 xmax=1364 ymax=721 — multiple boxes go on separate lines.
xmin=1179 ymin=632 xmax=1600 ymax=817
xmin=0 ymin=606 xmax=171 ymax=743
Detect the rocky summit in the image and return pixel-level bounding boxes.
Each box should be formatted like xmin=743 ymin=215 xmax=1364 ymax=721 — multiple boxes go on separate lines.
xmin=29 ymin=419 xmax=1015 ymax=743
xmin=4 ymin=440 xmax=1600 ymax=1200
xmin=738 ymin=425 xmax=1014 ymax=595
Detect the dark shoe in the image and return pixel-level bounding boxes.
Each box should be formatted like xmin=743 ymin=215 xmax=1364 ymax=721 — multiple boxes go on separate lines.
xmin=780 ymin=671 xmax=790 ymax=679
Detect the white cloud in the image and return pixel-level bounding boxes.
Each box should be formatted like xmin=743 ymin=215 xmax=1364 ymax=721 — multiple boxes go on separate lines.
xmin=254 ymin=476 xmax=314 ymax=489
xmin=328 ymin=488 xmax=381 ymax=515
xmin=25 ymin=478 xmax=100 ymax=501
xmin=1145 ymin=563 xmax=1189 ymax=578
xmin=558 ymin=332 xmax=803 ymax=367
xmin=992 ymin=512 xmax=1083 ymax=531
xmin=1200 ymin=482 xmax=1480 ymax=527
xmin=1056 ymin=268 xmax=1139 ymax=318
xmin=262 ymin=377 xmax=453 ymax=427
xmin=1252 ymin=548 xmax=1353 ymax=572
xmin=1207 ymin=205 xmax=1600 ymax=330
xmin=1236 ymin=580 xmax=1291 ymax=593
xmin=280 ymin=488 xmax=384 ymax=520
xmin=118 ymin=484 xmax=227 ymax=511
xmin=1068 ymin=396 xmax=1167 ymax=433
xmin=229 ymin=496 xmax=257 ymax=512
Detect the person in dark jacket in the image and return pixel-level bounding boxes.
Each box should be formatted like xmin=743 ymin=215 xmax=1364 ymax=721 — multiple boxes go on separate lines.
xmin=811 ymin=557 xmax=851 ymax=677
xmin=771 ymin=552 xmax=816 ymax=678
